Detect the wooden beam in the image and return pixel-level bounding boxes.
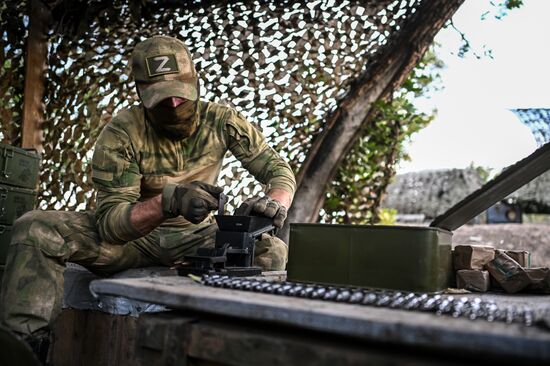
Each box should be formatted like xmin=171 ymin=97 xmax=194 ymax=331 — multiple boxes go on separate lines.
xmin=21 ymin=0 xmax=51 ymax=152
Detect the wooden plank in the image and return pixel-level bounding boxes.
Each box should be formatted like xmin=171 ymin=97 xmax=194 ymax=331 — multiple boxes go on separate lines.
xmin=132 ymin=312 xmax=466 ymax=365
xmin=90 ymin=276 xmax=550 ymax=362
xmin=21 ymin=0 xmax=51 ymax=151
xmin=50 ymin=309 xmax=141 ymax=366
xmin=186 ymin=320 xmax=467 ymax=366
xmin=135 ymin=313 xmax=196 ymax=366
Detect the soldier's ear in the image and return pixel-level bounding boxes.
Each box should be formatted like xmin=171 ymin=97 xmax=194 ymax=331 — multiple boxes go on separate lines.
xmin=135 ymin=84 xmax=147 ymax=108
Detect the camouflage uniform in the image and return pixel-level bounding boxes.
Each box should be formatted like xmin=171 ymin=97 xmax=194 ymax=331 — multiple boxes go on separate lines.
xmin=0 ymin=37 xmax=296 ymax=337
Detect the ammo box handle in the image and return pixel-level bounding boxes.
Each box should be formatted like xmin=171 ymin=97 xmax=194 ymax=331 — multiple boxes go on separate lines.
xmin=2 ymin=148 xmax=14 ymax=178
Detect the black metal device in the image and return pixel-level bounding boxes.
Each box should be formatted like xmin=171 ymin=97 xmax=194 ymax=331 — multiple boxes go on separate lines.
xmin=177 ymin=215 xmax=276 ymax=277
xmin=487 ymin=200 xmax=522 ymax=224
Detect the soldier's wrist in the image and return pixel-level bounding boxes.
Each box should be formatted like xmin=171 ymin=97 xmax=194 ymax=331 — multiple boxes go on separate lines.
xmin=161 ymin=183 xmax=179 ymax=218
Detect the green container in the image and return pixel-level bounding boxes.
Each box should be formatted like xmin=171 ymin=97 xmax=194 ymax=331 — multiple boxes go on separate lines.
xmin=0 ymin=265 xmax=4 ymax=291
xmin=0 ymin=184 xmax=37 ymax=225
xmin=0 ymin=144 xmax=40 ymax=189
xmin=0 ymin=225 xmax=13 ymax=264
xmin=288 ymin=142 xmax=550 ymax=293
xmin=288 ymin=224 xmax=452 ymax=293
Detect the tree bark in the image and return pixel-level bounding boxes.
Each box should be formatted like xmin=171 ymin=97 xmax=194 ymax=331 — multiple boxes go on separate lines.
xmin=22 ymin=0 xmax=52 ymax=152
xmin=288 ymin=0 xmax=465 ymax=225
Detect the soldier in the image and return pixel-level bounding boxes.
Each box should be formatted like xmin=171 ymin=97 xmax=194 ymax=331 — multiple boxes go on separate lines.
xmin=0 ymin=35 xmax=295 ymax=357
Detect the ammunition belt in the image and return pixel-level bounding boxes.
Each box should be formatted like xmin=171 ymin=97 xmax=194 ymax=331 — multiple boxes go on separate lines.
xmin=201 ymin=275 xmax=537 ymax=326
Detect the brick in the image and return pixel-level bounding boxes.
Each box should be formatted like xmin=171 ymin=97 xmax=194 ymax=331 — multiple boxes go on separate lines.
xmin=503 ymin=250 xmax=530 ymax=268
xmin=486 ymin=251 xmax=530 ymax=294
xmin=453 ymin=245 xmax=495 ymax=270
xmin=456 ymin=270 xmax=490 ymax=292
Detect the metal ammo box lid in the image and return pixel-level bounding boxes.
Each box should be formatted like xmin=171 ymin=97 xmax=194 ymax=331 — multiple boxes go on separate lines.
xmin=288 ymin=141 xmax=550 ymax=292
xmin=0 ymin=143 xmax=40 ymax=190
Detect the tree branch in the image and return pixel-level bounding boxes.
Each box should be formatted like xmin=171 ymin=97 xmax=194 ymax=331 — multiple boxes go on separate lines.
xmin=287 ymin=0 xmax=465 ymax=225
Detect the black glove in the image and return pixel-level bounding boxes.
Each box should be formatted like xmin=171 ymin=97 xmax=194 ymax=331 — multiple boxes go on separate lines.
xmin=162 ymin=181 xmax=223 ymax=223
xmin=235 ymin=196 xmax=287 ymax=229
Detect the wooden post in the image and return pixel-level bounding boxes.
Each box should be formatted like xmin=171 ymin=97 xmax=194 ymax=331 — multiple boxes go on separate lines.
xmin=21 ymin=0 xmax=51 ymax=152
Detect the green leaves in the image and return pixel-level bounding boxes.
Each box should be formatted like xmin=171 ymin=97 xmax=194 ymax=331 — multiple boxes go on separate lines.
xmin=321 ymin=49 xmax=440 ymax=224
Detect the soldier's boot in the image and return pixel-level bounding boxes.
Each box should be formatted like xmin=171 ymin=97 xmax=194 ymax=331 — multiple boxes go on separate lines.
xmin=23 ymin=334 xmax=50 ymax=365
xmin=0 ymin=325 xmax=44 ymax=366
xmin=23 ymin=333 xmax=50 ymax=365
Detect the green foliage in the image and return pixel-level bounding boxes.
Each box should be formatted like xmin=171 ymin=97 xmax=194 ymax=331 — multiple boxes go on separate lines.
xmin=468 ymin=162 xmax=492 ymax=183
xmin=452 ymin=0 xmax=524 ymax=58
xmin=377 ymin=208 xmax=397 ymax=225
xmin=483 ymin=0 xmax=524 ymax=20
xmin=322 ymin=49 xmax=441 ymax=224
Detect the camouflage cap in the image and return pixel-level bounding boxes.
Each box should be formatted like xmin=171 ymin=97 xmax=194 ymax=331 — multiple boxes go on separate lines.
xmin=132 ymin=35 xmax=198 ymax=108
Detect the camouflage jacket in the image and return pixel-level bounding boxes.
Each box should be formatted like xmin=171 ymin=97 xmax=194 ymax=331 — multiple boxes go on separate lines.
xmin=91 ymin=100 xmax=296 ymax=244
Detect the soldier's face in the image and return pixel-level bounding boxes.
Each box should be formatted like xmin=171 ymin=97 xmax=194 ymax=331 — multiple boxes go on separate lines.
xmin=146 ymin=96 xmax=199 ymax=140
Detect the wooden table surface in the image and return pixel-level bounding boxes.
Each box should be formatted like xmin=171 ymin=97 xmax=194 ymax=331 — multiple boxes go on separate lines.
xmin=89 ymin=275 xmax=550 ymax=362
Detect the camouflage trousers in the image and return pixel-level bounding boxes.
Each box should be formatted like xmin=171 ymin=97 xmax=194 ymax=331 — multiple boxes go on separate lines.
xmin=0 ymin=210 xmax=287 ymax=336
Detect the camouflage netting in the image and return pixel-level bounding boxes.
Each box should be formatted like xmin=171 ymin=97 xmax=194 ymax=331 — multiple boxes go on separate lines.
xmin=1 ymin=0 xmax=423 ymax=217
xmin=512 ymin=108 xmax=550 ymax=147
xmin=0 ymin=1 xmax=27 ymax=146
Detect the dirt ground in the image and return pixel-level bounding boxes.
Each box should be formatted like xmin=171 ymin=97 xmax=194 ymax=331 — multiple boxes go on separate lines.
xmin=453 ymin=224 xmax=550 ymax=267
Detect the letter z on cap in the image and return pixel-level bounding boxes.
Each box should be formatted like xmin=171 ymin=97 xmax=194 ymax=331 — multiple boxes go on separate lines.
xmin=145 ymin=54 xmax=179 ymax=77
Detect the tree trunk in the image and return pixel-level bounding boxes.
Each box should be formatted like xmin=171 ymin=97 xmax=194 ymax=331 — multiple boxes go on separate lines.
xmin=21 ymin=0 xmax=52 ymax=152
xmin=288 ymin=0 xmax=465 ymax=225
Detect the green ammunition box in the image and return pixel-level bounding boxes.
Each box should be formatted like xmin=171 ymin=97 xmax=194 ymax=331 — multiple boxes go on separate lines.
xmin=0 ymin=265 xmax=4 ymax=292
xmin=0 ymin=225 xmax=13 ymax=264
xmin=288 ymin=141 xmax=550 ymax=293
xmin=0 ymin=143 xmax=40 ymax=189
xmin=288 ymin=224 xmax=452 ymax=292
xmin=0 ymin=184 xmax=37 ymax=225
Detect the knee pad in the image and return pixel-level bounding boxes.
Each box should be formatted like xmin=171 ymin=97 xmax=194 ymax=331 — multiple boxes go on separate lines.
xmin=254 ymin=235 xmax=288 ymax=271
xmin=11 ymin=211 xmax=67 ymax=257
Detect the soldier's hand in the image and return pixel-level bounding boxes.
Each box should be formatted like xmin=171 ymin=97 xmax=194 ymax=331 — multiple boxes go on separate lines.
xmin=162 ymin=181 xmax=223 ymax=223
xmin=235 ymin=196 xmax=287 ymax=229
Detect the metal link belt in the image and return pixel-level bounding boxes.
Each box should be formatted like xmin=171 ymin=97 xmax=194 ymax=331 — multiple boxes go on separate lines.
xmin=201 ymin=275 xmax=538 ymax=326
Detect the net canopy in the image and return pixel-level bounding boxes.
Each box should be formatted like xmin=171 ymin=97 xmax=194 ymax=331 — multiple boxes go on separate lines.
xmin=512 ymin=108 xmax=550 ymax=147
xmin=1 ymin=0 xmax=423 ymax=217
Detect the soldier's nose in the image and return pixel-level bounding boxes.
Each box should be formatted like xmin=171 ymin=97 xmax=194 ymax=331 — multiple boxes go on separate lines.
xmin=162 ymin=97 xmax=186 ymax=108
